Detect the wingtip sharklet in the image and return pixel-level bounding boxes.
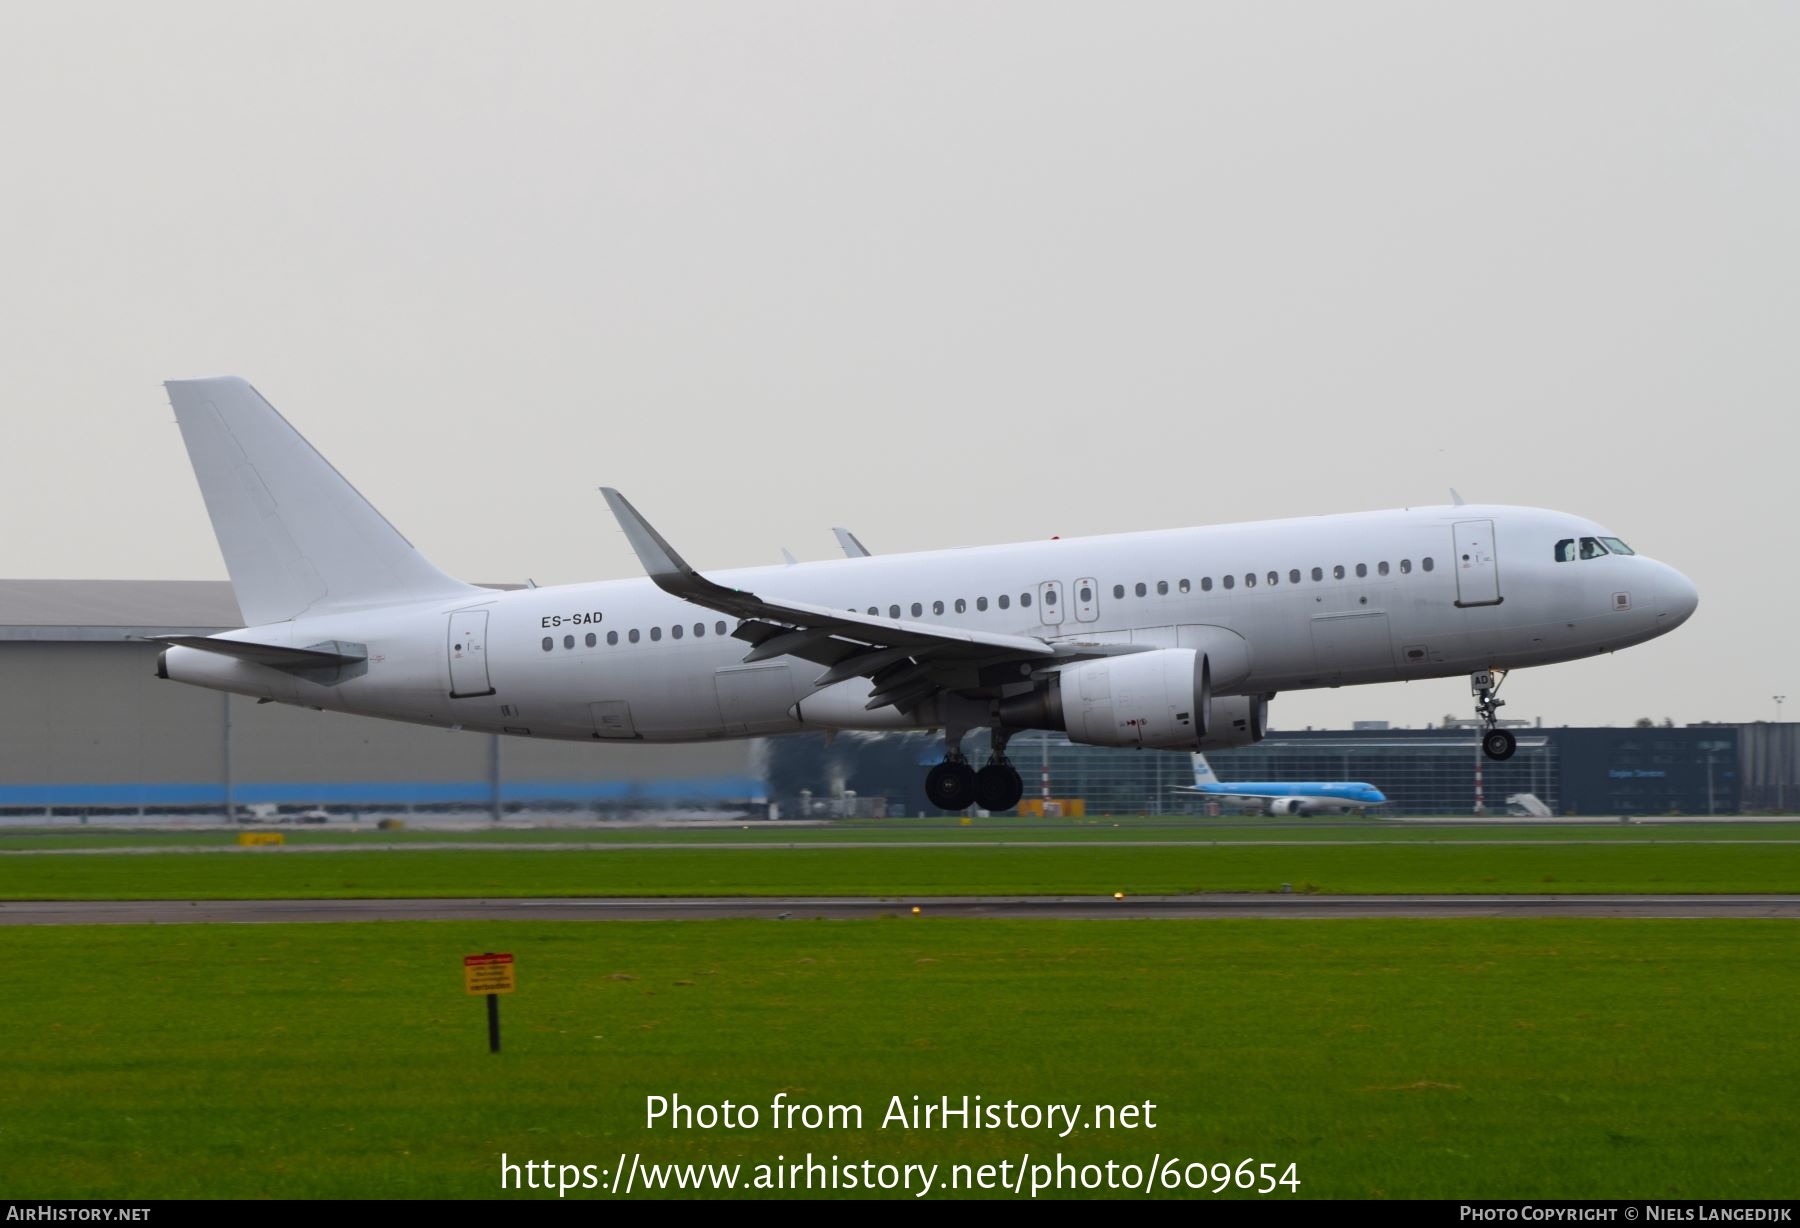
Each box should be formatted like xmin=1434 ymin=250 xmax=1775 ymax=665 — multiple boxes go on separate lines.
xmin=600 ymin=487 xmax=692 ymax=581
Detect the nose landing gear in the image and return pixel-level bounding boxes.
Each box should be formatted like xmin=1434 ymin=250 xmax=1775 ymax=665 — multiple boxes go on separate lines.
xmin=1473 ymin=669 xmax=1517 ymax=761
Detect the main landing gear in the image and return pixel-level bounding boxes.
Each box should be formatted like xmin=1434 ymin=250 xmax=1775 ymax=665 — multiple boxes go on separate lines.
xmin=925 ymin=729 xmax=1025 ymax=812
xmin=925 ymin=754 xmax=978 ymax=811
xmin=1473 ymin=669 xmax=1517 ymax=761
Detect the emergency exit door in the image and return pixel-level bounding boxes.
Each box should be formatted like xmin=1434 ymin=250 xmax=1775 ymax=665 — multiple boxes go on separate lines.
xmin=448 ymin=610 xmax=495 ymax=697
xmin=1452 ymin=520 xmax=1502 ymax=608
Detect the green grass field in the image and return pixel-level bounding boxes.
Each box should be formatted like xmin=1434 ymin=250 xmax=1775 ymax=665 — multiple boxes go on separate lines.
xmin=1 ymin=919 xmax=1794 ymax=1199
xmin=3 ymin=838 xmax=1796 ymax=898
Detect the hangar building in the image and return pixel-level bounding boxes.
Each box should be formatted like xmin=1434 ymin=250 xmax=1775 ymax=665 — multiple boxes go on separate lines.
xmin=0 ymin=580 xmax=761 ymax=817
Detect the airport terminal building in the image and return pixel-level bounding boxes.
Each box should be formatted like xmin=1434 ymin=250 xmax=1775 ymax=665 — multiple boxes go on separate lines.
xmin=771 ymin=723 xmax=1791 ymax=818
xmin=0 ymin=580 xmax=761 ymax=817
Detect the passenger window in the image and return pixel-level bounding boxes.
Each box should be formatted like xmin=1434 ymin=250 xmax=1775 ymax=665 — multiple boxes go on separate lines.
xmin=1311 ymin=567 xmax=1322 ymax=582
xmin=695 ymin=623 xmax=705 ymax=637
xmin=585 ymin=632 xmax=597 ymax=647
xmin=1355 ymin=563 xmax=1368 ymax=578
xmin=629 ymin=629 xmax=640 ymax=644
xmin=1222 ymin=575 xmax=1234 ymax=590
xmin=1202 ymin=577 xmax=1213 ymax=592
xmin=1377 ymin=561 xmax=1389 ymax=576
xmin=1422 ymin=557 xmax=1434 ymax=572
xmin=1077 ymin=586 xmax=1091 ymax=603
xmin=1267 ymin=571 xmax=1278 ymax=586
xmin=1400 ymin=559 xmax=1411 ymax=574
xmin=932 ymin=600 xmax=945 ymax=615
xmin=607 ymin=631 xmax=618 ymax=645
xmin=955 ymin=598 xmax=966 ymax=613
xmin=1157 ymin=580 xmax=1169 ymax=595
xmin=977 ymin=596 xmax=988 ymax=611
xmin=889 ymin=605 xmax=900 ymax=619
xmin=715 ymin=621 xmax=727 ymax=636
xmin=1020 ymin=593 xmax=1032 ymax=608
xmin=1135 ymin=582 xmax=1147 ymax=597
xmin=671 ymin=624 xmax=683 ymax=639
xmin=867 ymin=606 xmax=878 ymax=616
xmin=1333 ymin=565 xmax=1345 ymax=579
xmin=650 ymin=627 xmax=661 ymax=642
xmin=1178 ymin=578 xmax=1190 ymax=594
xmin=1113 ymin=584 xmax=1125 ymax=599
xmin=911 ymin=603 xmax=923 ymax=617
xmin=998 ymin=594 xmax=1010 ymax=609
xmin=1289 ymin=569 xmax=1300 ymax=584
xmin=541 ymin=636 xmax=553 ymax=652
xmin=1244 ymin=573 xmax=1256 ymax=588
xmin=1580 ymin=536 xmax=1608 ymax=560
xmin=1555 ymin=538 xmax=1577 ymax=562
xmin=1044 ymin=589 xmax=1057 ymax=606
xmin=563 ymin=634 xmax=574 ymax=649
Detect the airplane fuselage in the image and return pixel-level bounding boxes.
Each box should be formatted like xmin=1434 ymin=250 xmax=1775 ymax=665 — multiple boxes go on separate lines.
xmin=1186 ymin=783 xmax=1387 ymax=816
xmin=162 ymin=502 xmax=1697 ymax=743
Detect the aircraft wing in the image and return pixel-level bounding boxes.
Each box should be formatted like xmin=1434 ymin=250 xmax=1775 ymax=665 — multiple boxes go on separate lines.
xmin=603 ymin=488 xmax=1063 ymax=711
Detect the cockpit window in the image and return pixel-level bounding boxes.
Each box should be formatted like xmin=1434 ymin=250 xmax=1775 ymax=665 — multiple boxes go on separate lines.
xmin=1554 ymin=538 xmax=1577 ymax=563
xmin=1601 ymin=537 xmax=1635 ymax=556
xmin=1580 ymin=536 xmax=1609 ymax=560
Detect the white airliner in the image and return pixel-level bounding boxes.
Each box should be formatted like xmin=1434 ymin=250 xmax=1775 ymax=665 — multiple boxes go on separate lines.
xmin=152 ymin=378 xmax=1699 ymax=813
xmin=1176 ymin=754 xmax=1387 ymax=816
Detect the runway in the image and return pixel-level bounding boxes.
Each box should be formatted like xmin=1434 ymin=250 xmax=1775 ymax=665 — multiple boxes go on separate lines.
xmin=3 ymin=893 xmax=1796 ymax=924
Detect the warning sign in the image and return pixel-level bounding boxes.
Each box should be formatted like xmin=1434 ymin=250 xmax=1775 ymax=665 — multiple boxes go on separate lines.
xmin=464 ymin=952 xmax=516 ymax=996
xmin=237 ymin=832 xmax=284 ymax=847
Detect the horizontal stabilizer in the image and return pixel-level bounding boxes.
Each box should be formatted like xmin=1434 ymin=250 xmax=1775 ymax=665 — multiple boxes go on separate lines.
xmin=148 ymin=635 xmax=366 ymax=669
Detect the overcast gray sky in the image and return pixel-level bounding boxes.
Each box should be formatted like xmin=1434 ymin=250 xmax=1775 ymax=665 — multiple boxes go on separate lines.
xmin=1 ymin=3 xmax=1793 ymax=731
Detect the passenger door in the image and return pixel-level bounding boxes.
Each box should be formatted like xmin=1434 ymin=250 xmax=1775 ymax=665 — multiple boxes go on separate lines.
xmin=1452 ymin=519 xmax=1502 ymax=608
xmin=1038 ymin=580 xmax=1065 ymax=627
xmin=447 ymin=610 xmax=494 ymax=698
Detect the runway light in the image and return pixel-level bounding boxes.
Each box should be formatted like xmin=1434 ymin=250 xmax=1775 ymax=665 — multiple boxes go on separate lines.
xmin=911 ymin=906 xmax=921 ymax=916
xmin=1113 ymin=892 xmax=1125 ymax=900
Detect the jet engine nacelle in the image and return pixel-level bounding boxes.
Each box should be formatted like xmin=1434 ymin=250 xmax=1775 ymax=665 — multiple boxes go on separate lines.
xmin=996 ymin=648 xmax=1211 ymax=750
xmin=1266 ymin=797 xmax=1312 ymax=817
xmin=1196 ymin=693 xmax=1271 ymax=751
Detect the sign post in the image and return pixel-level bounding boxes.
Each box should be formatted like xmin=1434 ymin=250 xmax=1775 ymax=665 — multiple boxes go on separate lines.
xmin=463 ymin=953 xmax=516 ymax=1053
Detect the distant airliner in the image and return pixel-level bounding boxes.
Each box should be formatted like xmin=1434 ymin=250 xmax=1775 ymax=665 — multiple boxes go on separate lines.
xmin=151 ymin=378 xmax=1698 ymax=813
xmin=1176 ymin=754 xmax=1386 ymax=816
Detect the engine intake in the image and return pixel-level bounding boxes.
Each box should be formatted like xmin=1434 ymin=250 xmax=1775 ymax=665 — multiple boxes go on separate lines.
xmin=996 ymin=648 xmax=1211 ymax=750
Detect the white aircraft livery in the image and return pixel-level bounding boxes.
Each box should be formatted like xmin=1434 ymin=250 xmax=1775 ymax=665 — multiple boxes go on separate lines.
xmin=153 ymin=378 xmax=1699 ymax=812
xmin=1177 ymin=754 xmax=1387 ymax=816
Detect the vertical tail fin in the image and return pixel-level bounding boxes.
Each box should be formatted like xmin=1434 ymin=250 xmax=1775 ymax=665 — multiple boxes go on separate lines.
xmin=1192 ymin=753 xmax=1219 ymax=786
xmin=163 ymin=376 xmax=479 ymax=625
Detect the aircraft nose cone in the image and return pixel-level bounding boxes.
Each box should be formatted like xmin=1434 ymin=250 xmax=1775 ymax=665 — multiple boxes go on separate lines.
xmin=1659 ymin=565 xmax=1699 ymax=627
